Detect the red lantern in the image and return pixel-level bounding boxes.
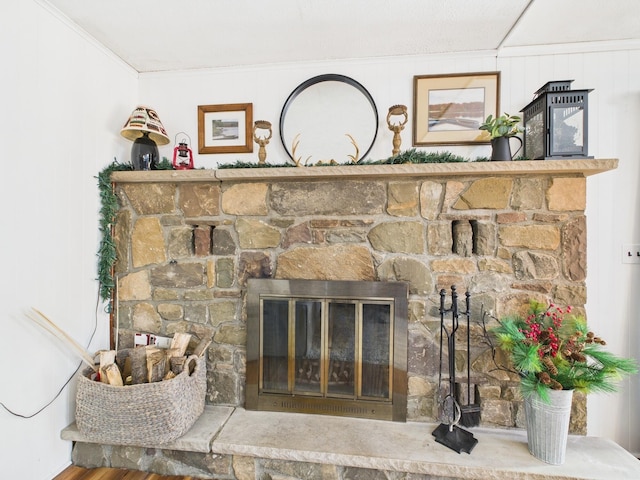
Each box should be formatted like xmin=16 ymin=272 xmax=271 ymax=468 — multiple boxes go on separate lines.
xmin=172 ymin=133 xmax=194 ymax=170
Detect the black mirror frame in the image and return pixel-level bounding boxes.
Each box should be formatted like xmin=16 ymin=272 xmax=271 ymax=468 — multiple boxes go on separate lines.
xmin=279 ymin=73 xmax=379 ymax=164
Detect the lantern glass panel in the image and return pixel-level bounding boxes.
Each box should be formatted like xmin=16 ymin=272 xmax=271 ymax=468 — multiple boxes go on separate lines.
xmin=526 ymin=110 xmax=545 ymax=160
xmin=551 ymin=105 xmax=584 ymax=155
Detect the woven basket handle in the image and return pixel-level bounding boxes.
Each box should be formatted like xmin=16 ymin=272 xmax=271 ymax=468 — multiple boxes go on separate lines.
xmin=185 ymin=355 xmax=198 ymax=376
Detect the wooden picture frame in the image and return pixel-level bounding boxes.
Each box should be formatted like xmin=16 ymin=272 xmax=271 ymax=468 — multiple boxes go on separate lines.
xmin=413 ymin=72 xmax=500 ymax=146
xmin=198 ymin=103 xmax=253 ymax=154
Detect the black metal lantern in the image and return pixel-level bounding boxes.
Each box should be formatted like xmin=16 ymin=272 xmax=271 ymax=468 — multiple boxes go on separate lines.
xmin=521 ymin=80 xmax=593 ymax=160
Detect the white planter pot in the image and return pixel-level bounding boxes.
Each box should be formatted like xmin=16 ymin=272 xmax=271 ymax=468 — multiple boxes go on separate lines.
xmin=524 ymin=389 xmax=573 ymax=465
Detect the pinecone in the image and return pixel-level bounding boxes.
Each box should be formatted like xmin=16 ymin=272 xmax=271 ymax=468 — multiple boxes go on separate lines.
xmin=571 ymin=352 xmax=587 ymax=363
xmin=537 ymin=371 xmax=551 ymax=385
xmin=550 ymin=379 xmax=563 ymax=390
xmin=542 ymin=356 xmax=559 ymax=375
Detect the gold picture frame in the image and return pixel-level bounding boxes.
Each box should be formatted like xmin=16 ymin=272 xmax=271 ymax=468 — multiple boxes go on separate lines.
xmin=413 ymin=72 xmax=500 ymax=146
xmin=198 ymin=103 xmax=253 ymax=154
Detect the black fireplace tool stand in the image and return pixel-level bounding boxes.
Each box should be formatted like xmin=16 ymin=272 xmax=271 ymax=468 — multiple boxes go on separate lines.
xmin=432 ymin=286 xmax=478 ymax=454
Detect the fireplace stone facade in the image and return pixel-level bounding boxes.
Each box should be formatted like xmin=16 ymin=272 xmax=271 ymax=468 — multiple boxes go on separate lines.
xmin=111 ymin=160 xmax=616 ymax=436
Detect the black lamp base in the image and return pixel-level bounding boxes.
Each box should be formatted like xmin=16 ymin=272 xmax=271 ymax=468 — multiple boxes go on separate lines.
xmin=131 ymin=132 xmax=159 ymax=170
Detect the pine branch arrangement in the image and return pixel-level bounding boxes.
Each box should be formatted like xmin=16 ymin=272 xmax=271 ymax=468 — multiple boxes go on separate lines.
xmin=491 ymin=300 xmax=637 ymax=402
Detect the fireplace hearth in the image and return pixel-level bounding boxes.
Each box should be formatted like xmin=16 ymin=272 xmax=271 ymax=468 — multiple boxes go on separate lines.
xmin=245 ymin=278 xmax=408 ymax=421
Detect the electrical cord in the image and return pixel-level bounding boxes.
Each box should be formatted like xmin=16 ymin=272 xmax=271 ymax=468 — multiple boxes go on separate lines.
xmin=0 ymin=285 xmax=102 ymax=418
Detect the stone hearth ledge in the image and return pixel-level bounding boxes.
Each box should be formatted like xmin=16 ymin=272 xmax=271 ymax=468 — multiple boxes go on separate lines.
xmin=62 ymin=405 xmax=640 ymax=480
xmin=109 ymin=158 xmax=618 ymax=183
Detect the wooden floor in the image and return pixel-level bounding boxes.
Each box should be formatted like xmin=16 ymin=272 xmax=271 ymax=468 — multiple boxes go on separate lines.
xmin=53 ymin=465 xmax=205 ymax=480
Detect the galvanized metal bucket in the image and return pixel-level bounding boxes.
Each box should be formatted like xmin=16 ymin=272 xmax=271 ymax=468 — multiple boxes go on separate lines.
xmin=524 ymin=389 xmax=573 ymax=465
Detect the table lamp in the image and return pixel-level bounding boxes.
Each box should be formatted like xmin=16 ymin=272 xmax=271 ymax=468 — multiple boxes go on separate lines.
xmin=121 ymin=106 xmax=170 ymax=170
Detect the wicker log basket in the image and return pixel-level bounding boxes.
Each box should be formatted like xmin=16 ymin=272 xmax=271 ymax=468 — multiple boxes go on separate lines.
xmin=75 ymin=355 xmax=206 ymax=445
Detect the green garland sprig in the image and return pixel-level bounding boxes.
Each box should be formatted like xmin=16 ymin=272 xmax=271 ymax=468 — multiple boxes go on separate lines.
xmin=217 ymin=149 xmax=510 ymax=169
xmin=96 ymin=159 xmax=133 ymax=304
xmin=96 ymin=158 xmax=173 ymax=306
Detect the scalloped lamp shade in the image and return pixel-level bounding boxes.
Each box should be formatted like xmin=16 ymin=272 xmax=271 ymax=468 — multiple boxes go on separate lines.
xmin=121 ymin=106 xmax=170 ymax=170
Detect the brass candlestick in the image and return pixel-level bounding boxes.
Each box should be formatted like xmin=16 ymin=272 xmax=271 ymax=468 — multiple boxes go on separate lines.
xmin=386 ymin=105 xmax=408 ymax=156
xmin=253 ymin=120 xmax=272 ymax=164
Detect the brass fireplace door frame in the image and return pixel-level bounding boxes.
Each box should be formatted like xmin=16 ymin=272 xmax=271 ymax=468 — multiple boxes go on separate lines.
xmin=246 ymin=278 xmax=408 ymax=422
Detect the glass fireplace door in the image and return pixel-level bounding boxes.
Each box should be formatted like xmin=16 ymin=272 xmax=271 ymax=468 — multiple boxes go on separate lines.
xmin=260 ymin=297 xmax=392 ymax=402
xmin=294 ymin=300 xmax=323 ymax=394
xmin=327 ymin=302 xmax=356 ymax=397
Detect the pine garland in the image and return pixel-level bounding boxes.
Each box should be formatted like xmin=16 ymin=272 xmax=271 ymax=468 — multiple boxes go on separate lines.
xmin=217 ymin=149 xmax=499 ymax=169
xmin=96 ymin=160 xmax=133 ymax=304
xmin=96 ymin=158 xmax=173 ymax=306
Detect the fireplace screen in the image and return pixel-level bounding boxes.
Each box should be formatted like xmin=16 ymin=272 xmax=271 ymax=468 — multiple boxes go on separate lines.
xmin=246 ymin=279 xmax=408 ymax=421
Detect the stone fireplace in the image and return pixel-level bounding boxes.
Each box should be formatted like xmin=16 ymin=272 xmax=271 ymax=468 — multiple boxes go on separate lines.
xmin=111 ymin=159 xmax=616 ymax=435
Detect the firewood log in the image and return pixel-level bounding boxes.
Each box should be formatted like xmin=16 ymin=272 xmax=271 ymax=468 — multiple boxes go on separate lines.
xmin=146 ymin=348 xmax=166 ymax=383
xmin=115 ymin=348 xmax=133 ymax=382
xmin=169 ymin=356 xmax=187 ymax=375
xmin=102 ymin=363 xmax=124 ymax=387
xmin=99 ymin=350 xmax=116 ymax=367
xmin=170 ymin=332 xmax=191 ymax=357
xmin=129 ymin=346 xmax=149 ymax=385
xmin=193 ymin=337 xmax=212 ymax=357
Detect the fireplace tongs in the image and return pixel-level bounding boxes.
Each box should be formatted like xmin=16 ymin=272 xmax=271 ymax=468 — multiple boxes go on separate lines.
xmin=432 ymin=286 xmax=478 ymax=454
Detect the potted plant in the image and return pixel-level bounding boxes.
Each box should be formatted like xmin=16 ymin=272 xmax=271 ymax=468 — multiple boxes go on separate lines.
xmin=479 ymin=113 xmax=523 ymax=161
xmin=490 ymin=300 xmax=637 ymax=464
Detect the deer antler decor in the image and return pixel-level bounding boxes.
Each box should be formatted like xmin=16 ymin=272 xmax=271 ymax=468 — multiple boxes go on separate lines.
xmin=291 ymin=134 xmax=311 ymax=167
xmin=346 ymin=134 xmax=360 ymax=164
xmin=387 ymin=104 xmax=408 ymax=156
xmin=253 ymin=120 xmax=272 ymax=164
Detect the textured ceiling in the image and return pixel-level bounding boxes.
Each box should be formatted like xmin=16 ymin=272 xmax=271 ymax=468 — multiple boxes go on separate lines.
xmin=42 ymin=0 xmax=640 ymax=73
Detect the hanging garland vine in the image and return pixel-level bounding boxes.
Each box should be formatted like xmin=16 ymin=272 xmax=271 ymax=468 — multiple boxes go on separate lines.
xmin=97 ymin=160 xmax=133 ymax=305
xmin=96 ymin=157 xmax=173 ymax=306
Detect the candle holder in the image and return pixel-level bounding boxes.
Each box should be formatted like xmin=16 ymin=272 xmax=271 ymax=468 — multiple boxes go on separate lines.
xmin=253 ymin=120 xmax=272 ymax=164
xmin=386 ymin=105 xmax=408 ymax=156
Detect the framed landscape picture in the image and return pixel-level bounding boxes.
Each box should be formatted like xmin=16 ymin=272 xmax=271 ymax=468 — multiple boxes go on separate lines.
xmin=413 ymin=72 xmax=500 ymax=146
xmin=198 ymin=103 xmax=253 ymax=154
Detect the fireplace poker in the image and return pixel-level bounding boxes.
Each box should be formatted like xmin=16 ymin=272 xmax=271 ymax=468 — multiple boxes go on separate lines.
xmin=456 ymin=291 xmax=481 ymax=427
xmin=432 ymin=286 xmax=477 ymax=454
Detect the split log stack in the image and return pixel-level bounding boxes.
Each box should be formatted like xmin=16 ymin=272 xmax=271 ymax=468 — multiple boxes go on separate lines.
xmin=100 ymin=333 xmax=211 ymax=386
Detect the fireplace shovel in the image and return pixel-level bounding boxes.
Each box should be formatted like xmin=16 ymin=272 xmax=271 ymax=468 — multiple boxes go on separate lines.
xmin=432 ymin=287 xmax=478 ymax=454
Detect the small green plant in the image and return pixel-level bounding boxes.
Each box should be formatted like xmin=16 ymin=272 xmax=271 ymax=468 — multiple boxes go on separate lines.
xmin=490 ymin=300 xmax=637 ymax=402
xmin=479 ymin=113 xmax=523 ymax=139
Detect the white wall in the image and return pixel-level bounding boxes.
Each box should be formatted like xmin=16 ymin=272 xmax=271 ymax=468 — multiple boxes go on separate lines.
xmin=2 ymin=4 xmax=639 ymax=479
xmin=497 ymin=42 xmax=640 ymax=453
xmin=140 ymin=42 xmax=640 ymax=454
xmin=139 ymin=52 xmax=501 ymax=169
xmin=0 ymin=2 xmax=137 ymax=479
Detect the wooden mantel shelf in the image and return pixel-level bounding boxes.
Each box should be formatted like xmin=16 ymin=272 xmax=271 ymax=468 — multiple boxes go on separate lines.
xmin=110 ymin=158 xmax=618 ymax=183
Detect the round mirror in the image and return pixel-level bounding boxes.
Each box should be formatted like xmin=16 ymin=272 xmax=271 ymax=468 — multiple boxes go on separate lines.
xmin=279 ymin=74 xmax=378 ymax=165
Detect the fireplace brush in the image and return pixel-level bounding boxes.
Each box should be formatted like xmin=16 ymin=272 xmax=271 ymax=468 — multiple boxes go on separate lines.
xmin=432 ymin=286 xmax=477 ymax=454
